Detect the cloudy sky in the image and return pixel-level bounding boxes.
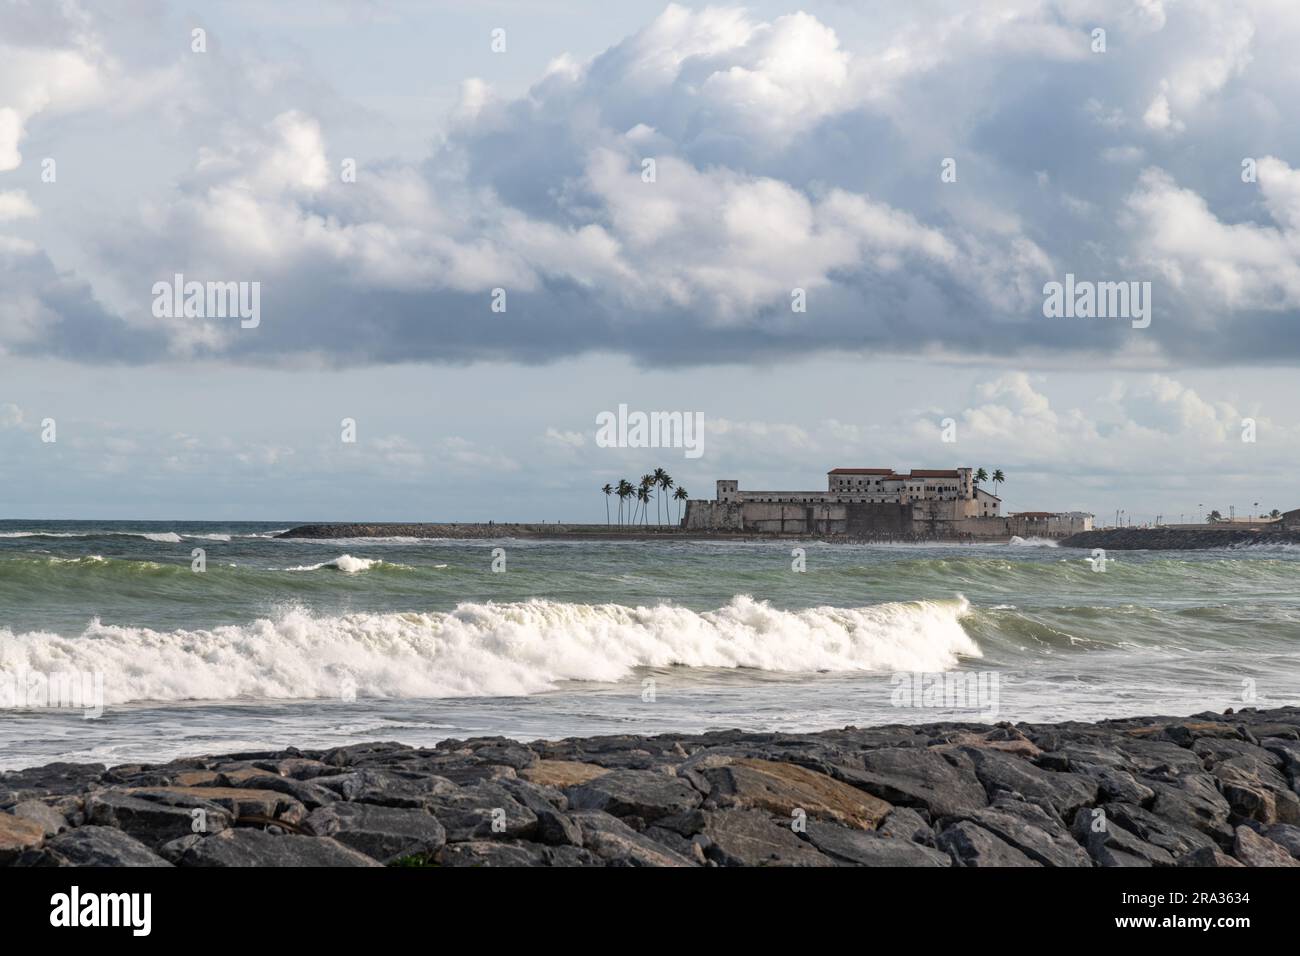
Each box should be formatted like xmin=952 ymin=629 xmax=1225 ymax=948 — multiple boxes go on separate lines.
xmin=1 ymin=0 xmax=1297 ymax=523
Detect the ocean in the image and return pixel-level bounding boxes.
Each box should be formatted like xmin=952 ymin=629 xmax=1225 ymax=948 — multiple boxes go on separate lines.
xmin=2 ymin=520 xmax=1298 ymax=770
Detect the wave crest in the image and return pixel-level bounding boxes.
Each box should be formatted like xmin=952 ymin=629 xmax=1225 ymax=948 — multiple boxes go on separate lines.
xmin=0 ymin=596 xmax=977 ymax=704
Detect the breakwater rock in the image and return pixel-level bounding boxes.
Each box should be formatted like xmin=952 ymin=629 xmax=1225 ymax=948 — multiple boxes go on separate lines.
xmin=4 ymin=707 xmax=1300 ymax=867
xmin=1060 ymin=527 xmax=1300 ymax=550
xmin=279 ymin=523 xmax=699 ymax=540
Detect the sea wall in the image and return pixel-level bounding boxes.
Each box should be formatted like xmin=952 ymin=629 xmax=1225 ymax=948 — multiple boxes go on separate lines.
xmin=4 ymin=707 xmax=1299 ymax=867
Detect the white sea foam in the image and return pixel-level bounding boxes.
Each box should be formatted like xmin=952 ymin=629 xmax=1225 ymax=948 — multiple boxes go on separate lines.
xmin=1009 ymin=536 xmax=1059 ymax=548
xmin=0 ymin=596 xmax=978 ymax=704
xmin=142 ymin=532 xmax=183 ymax=543
xmin=0 ymin=532 xmax=81 ymax=538
xmin=283 ymin=554 xmax=387 ymax=573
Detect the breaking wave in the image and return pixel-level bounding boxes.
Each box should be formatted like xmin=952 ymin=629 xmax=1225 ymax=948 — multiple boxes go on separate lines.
xmin=282 ymin=555 xmax=406 ymax=573
xmin=0 ymin=596 xmax=977 ymax=704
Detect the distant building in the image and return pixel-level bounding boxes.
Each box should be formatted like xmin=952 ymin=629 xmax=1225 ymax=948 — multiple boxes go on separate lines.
xmin=718 ymin=467 xmax=999 ymax=514
xmin=685 ymin=467 xmax=1091 ymax=538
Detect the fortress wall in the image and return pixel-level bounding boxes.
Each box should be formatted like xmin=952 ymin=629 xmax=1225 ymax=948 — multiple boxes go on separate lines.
xmin=683 ymin=498 xmax=1087 ymax=539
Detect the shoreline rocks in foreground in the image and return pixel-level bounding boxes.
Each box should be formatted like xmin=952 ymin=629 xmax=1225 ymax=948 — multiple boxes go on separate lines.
xmin=3 ymin=707 xmax=1300 ymax=867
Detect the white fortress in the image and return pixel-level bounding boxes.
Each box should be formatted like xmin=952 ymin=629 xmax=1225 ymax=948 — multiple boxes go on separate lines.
xmin=686 ymin=467 xmax=1091 ymax=538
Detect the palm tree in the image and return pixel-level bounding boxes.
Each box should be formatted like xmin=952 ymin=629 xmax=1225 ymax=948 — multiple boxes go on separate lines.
xmin=655 ymin=469 xmax=674 ymax=526
xmin=639 ymin=473 xmax=654 ymax=525
xmin=636 ymin=486 xmax=652 ymax=526
xmin=991 ymin=469 xmax=1005 ymax=497
xmin=673 ymin=486 xmax=688 ymax=524
xmin=1271 ymin=509 xmax=1281 ymax=519
xmin=974 ymin=468 xmax=988 ymax=488
xmin=1208 ymin=509 xmax=1222 ymax=523
xmin=602 ymin=483 xmax=613 ymax=525
xmin=616 ymin=479 xmax=634 ymax=526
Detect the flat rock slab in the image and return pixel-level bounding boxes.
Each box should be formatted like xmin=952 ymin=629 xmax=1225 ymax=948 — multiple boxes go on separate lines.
xmin=305 ymin=803 xmax=445 ymax=864
xmin=700 ymin=810 xmax=835 ymax=867
xmin=567 ymin=769 xmax=701 ymax=823
xmin=522 ymin=760 xmax=610 ymax=790
xmin=802 ymin=820 xmax=950 ymax=866
xmin=26 ymin=825 xmax=171 ymax=867
xmin=841 ymin=748 xmax=987 ymax=819
xmin=702 ymin=759 xmax=891 ymax=830
xmin=171 ymin=829 xmax=381 ymax=867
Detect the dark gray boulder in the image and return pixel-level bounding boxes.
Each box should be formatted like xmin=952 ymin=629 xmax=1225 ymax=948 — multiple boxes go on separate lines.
xmin=0 ymin=762 xmax=106 ymax=802
xmin=698 ymin=810 xmax=834 ymax=867
xmin=422 ymin=782 xmax=537 ymax=841
xmin=951 ymin=798 xmax=1092 ymax=867
xmin=802 ymin=820 xmax=949 ymax=866
xmin=567 ymin=769 xmax=702 ymax=824
xmin=1145 ymin=777 xmax=1233 ymax=844
xmin=936 ymin=821 xmax=1038 ymax=866
xmin=838 ymin=748 xmax=987 ymax=818
xmin=1102 ymin=802 xmax=1215 ymax=858
xmin=1178 ymin=846 xmax=1244 ymax=867
xmin=643 ymin=825 xmax=708 ymax=864
xmin=1212 ymin=755 xmax=1300 ymax=825
xmin=877 ymin=806 xmax=937 ymax=845
xmin=170 ymin=828 xmax=381 ymax=866
xmin=313 ymin=769 xmax=458 ymax=808
xmin=961 ymin=748 xmax=1098 ymax=819
xmin=210 ymin=773 xmax=338 ymax=810
xmin=1070 ymin=807 xmax=1174 ymax=867
xmin=568 ymin=809 xmax=697 ymax=866
xmin=305 ymin=803 xmax=446 ymax=864
xmin=22 ymin=825 xmax=171 ymax=867
xmin=85 ymin=791 xmax=230 ymax=848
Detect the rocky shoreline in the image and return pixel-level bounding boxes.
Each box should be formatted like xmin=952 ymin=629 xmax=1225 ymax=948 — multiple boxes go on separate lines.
xmin=3 ymin=707 xmax=1299 ymax=867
